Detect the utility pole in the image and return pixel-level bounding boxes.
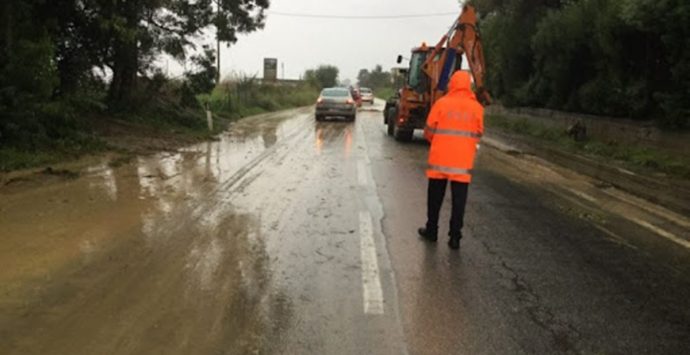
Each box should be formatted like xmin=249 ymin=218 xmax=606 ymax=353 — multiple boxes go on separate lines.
xmin=216 ymin=35 xmax=221 ymax=83
xmin=282 ymin=62 xmax=285 ymax=80
xmin=215 ymin=0 xmax=221 ymax=84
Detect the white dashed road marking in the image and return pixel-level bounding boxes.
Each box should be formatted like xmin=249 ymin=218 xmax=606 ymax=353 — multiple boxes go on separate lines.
xmin=359 ymin=211 xmax=384 ymax=315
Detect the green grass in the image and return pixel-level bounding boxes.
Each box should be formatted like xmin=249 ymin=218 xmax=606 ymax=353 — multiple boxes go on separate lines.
xmin=0 ymin=137 xmax=107 ymax=172
xmin=485 ymin=114 xmax=690 ymax=179
xmin=0 ymin=148 xmax=60 ymax=171
xmin=1 ymin=80 xmax=318 ymax=173
xmin=0 ymin=97 xmax=207 ymax=172
xmin=0 ymin=100 xmax=110 ymax=172
xmin=374 ymin=87 xmax=396 ymax=101
xmin=200 ymin=78 xmax=319 ymax=120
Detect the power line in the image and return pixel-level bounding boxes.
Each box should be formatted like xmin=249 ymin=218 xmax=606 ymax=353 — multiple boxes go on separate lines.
xmin=265 ymin=11 xmax=458 ymax=20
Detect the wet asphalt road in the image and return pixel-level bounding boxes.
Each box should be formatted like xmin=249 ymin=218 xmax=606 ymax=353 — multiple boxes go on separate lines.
xmin=1 ymin=102 xmax=689 ymax=354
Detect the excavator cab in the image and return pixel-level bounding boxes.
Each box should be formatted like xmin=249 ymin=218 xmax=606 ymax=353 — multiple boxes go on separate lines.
xmin=407 ymin=50 xmax=429 ymax=94
xmin=395 ymin=46 xmax=432 ymax=95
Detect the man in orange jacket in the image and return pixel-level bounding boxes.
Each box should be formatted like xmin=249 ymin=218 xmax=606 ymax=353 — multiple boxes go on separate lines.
xmin=418 ymin=70 xmax=484 ymax=249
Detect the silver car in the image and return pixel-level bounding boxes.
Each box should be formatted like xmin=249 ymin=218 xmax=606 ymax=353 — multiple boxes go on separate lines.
xmin=315 ymin=88 xmax=357 ymax=121
xmin=359 ymin=87 xmax=374 ymax=104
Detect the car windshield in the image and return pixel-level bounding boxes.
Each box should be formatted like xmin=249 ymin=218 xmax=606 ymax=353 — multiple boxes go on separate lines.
xmin=322 ymin=88 xmax=349 ymax=97
xmin=360 ymin=88 xmax=372 ymax=93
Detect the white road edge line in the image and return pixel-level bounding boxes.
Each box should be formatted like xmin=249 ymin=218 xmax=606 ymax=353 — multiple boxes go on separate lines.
xmin=599 ymin=187 xmax=690 ymax=229
xmin=564 ymin=187 xmax=597 ymax=203
xmin=359 ymin=211 xmax=384 ymax=315
xmin=552 ymin=187 xmax=689 ymax=250
xmin=631 ymin=218 xmax=690 ymax=249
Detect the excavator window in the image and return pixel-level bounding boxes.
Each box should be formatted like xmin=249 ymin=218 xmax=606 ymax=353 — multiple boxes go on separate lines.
xmin=408 ymin=51 xmax=428 ymax=93
xmin=455 ymin=53 xmax=464 ymax=71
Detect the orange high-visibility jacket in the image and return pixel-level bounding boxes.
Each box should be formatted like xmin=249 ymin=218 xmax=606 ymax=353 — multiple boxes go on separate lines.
xmin=424 ymin=71 xmax=484 ymax=183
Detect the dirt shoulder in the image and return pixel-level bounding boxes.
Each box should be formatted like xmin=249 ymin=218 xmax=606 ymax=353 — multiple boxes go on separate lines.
xmin=483 ymin=122 xmax=690 ymax=217
xmin=0 ymin=116 xmax=223 ymax=194
xmin=0 ymin=107 xmax=312 ymax=195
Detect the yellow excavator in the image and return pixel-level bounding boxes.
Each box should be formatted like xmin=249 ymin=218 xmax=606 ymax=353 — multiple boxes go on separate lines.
xmin=384 ymin=4 xmax=491 ymax=141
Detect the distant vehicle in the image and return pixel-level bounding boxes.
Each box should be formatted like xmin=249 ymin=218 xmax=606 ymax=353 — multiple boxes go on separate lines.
xmin=349 ymin=86 xmax=363 ymax=107
xmin=359 ymin=87 xmax=374 ymax=104
xmin=315 ymin=87 xmax=357 ymax=121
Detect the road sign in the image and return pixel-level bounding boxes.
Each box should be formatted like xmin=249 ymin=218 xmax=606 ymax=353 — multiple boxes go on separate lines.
xmin=264 ymin=58 xmax=278 ymax=81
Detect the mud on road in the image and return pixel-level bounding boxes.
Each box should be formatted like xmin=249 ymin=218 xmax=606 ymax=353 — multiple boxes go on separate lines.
xmin=1 ymin=106 xmax=406 ymax=354
xmin=1 ymin=103 xmax=689 ymax=354
xmin=1 ymin=108 xmax=310 ymax=354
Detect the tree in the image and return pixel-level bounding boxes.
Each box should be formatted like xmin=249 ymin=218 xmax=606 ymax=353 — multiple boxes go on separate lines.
xmin=1 ymin=0 xmax=269 ymax=108
xmin=618 ymin=0 xmax=690 ymax=128
xmin=478 ymin=0 xmax=561 ymax=106
xmin=357 ymin=69 xmax=370 ymax=87
xmin=304 ymin=65 xmax=339 ymax=89
xmin=369 ymin=65 xmax=391 ymax=89
xmin=477 ymin=0 xmax=689 ymax=127
xmin=102 ymin=0 xmax=269 ymax=106
xmin=357 ymin=65 xmax=392 ymax=89
xmin=0 ymin=0 xmax=59 ymax=106
xmin=181 ymin=45 xmax=217 ymax=107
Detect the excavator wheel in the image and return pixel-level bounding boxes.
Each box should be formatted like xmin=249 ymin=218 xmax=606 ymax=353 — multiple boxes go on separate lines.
xmin=388 ymin=106 xmax=413 ymax=141
xmin=386 ymin=107 xmax=396 ymax=136
xmin=394 ymin=126 xmax=413 ymax=142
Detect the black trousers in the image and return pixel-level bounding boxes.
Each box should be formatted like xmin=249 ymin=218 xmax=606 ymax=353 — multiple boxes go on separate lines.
xmin=426 ymin=178 xmax=469 ymax=237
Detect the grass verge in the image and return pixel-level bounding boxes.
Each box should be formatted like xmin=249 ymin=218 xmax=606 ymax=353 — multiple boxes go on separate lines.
xmin=1 ymin=80 xmax=318 ymax=173
xmin=199 ymin=77 xmax=318 ymax=120
xmin=486 ymin=114 xmax=690 ymax=179
xmin=374 ymin=87 xmax=396 ymax=101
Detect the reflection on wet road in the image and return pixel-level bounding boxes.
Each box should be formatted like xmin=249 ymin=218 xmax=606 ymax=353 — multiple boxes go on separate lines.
xmin=0 ymin=109 xmax=309 ymax=354
xmin=1 ymin=103 xmax=689 ymax=354
xmin=0 ymin=106 xmax=404 ymax=354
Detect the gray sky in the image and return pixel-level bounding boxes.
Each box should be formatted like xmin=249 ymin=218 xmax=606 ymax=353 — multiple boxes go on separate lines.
xmin=168 ymin=0 xmax=463 ymax=83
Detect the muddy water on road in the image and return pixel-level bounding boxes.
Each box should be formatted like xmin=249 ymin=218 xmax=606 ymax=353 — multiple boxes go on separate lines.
xmin=0 ymin=108 xmax=316 ymax=354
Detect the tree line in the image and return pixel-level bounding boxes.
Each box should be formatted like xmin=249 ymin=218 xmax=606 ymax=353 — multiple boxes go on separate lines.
xmin=357 ymin=65 xmax=391 ymax=90
xmin=477 ymin=0 xmax=688 ymax=128
xmin=303 ymin=65 xmax=340 ymax=89
xmin=300 ymin=64 xmax=402 ymax=93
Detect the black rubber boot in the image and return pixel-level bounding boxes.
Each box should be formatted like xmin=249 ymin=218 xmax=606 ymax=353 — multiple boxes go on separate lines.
xmin=417 ymin=227 xmax=438 ymax=242
xmin=448 ymin=233 xmax=462 ymax=250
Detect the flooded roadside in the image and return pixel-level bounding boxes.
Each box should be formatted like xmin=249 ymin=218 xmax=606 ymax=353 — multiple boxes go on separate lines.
xmin=0 ymin=108 xmax=311 ymax=354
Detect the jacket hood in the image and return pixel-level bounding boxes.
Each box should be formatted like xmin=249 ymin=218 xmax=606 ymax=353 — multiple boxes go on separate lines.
xmin=448 ymin=71 xmax=474 ymax=96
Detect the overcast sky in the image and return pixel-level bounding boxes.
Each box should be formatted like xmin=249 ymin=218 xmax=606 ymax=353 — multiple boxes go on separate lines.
xmin=166 ymin=0 xmax=462 ymax=83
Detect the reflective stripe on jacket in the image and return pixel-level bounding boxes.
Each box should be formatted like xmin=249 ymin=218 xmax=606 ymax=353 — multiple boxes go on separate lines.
xmin=424 ymin=71 xmax=484 ymax=183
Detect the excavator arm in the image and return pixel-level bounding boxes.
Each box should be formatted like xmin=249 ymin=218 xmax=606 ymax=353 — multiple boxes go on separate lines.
xmin=384 ymin=4 xmax=491 ymax=141
xmin=422 ymin=4 xmax=492 ymax=106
